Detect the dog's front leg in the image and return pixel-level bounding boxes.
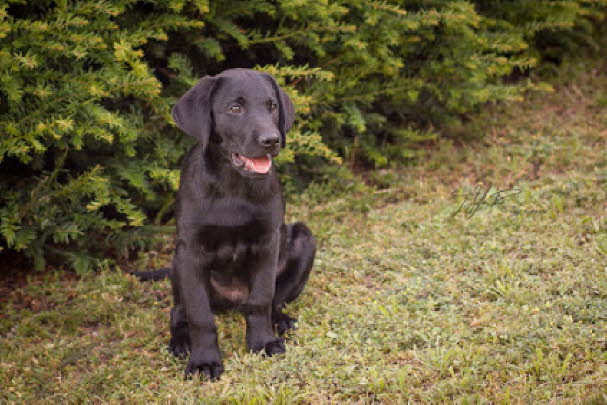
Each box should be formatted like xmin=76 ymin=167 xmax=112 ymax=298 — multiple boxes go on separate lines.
xmin=175 ymin=241 xmax=223 ymax=380
xmin=245 ymin=233 xmax=286 ymax=356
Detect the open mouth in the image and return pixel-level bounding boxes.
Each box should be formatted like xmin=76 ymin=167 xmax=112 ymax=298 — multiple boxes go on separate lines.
xmin=231 ymin=153 xmax=272 ymax=174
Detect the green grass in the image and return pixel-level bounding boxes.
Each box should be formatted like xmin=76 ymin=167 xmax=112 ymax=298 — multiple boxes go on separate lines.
xmin=1 ymin=63 xmax=606 ymax=403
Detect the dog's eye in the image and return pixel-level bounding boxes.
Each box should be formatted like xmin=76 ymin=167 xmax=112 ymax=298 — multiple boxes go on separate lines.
xmin=270 ymin=102 xmax=278 ymax=112
xmin=229 ymin=105 xmax=242 ymax=113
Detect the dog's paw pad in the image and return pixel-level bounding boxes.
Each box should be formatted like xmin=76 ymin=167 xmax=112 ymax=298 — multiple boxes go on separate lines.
xmin=263 ymin=338 xmax=286 ymax=356
xmin=184 ymin=361 xmax=223 ymax=381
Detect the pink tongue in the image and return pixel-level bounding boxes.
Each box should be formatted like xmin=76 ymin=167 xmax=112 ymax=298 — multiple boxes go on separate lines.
xmin=243 ymin=156 xmax=271 ymax=173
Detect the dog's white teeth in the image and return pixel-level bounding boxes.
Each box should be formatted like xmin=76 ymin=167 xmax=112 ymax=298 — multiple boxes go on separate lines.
xmin=232 ymin=153 xmax=244 ymax=167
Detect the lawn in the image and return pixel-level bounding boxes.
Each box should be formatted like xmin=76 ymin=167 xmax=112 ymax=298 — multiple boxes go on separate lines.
xmin=1 ymin=63 xmax=606 ymax=403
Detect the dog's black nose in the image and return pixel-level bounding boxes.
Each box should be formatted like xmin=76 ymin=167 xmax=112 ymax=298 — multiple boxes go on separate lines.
xmin=258 ymin=133 xmax=280 ymax=149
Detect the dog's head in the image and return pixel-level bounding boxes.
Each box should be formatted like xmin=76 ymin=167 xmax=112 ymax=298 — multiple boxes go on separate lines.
xmin=172 ymin=69 xmax=295 ymax=178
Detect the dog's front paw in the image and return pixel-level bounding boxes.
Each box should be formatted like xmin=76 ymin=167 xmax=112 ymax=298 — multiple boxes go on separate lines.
xmin=184 ymin=359 xmax=223 ymax=381
xmin=263 ymin=338 xmax=286 ymax=356
xmin=272 ymin=311 xmax=297 ymax=336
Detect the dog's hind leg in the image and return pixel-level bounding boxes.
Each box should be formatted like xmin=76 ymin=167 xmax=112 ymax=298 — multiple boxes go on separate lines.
xmin=272 ymin=222 xmax=316 ymax=335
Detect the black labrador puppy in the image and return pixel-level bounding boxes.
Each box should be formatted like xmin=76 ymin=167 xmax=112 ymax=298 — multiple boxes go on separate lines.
xmin=144 ymin=69 xmax=316 ymax=380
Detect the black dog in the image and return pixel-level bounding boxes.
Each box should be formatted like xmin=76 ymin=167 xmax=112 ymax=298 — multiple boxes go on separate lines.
xmin=135 ymin=69 xmax=315 ymax=380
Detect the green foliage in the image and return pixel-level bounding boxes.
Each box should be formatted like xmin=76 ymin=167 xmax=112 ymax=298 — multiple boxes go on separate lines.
xmin=0 ymin=0 xmax=605 ymax=271
xmin=0 ymin=0 xmax=196 ymax=272
xmin=475 ymin=0 xmax=607 ymax=63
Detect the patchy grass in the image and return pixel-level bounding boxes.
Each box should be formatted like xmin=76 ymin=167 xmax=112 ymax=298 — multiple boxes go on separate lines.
xmin=1 ymin=63 xmax=606 ymax=403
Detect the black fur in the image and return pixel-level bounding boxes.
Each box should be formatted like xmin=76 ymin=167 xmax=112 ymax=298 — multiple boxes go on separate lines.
xmin=134 ymin=69 xmax=315 ymax=381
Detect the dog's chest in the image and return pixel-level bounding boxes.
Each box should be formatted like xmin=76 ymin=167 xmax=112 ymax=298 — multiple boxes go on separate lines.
xmin=197 ymin=198 xmax=280 ymax=250
xmin=196 ymin=198 xmax=280 ymax=306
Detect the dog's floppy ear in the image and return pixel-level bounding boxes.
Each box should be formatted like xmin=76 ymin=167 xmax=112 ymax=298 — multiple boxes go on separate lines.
xmin=172 ymin=76 xmax=218 ymax=151
xmin=261 ymin=73 xmax=295 ymax=148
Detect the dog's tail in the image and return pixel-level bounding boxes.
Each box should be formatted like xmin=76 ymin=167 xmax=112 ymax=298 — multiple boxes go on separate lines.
xmin=130 ymin=268 xmax=170 ymax=282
